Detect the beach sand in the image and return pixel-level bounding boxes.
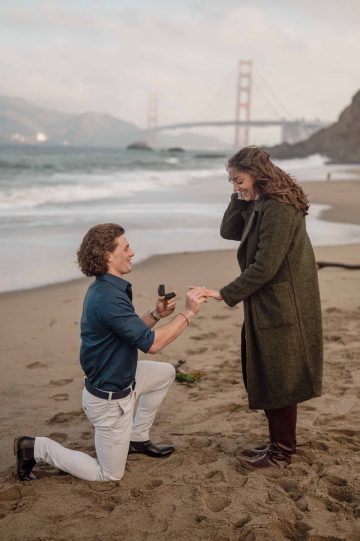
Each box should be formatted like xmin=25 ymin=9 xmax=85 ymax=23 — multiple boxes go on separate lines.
xmin=0 ymin=180 xmax=359 ymax=540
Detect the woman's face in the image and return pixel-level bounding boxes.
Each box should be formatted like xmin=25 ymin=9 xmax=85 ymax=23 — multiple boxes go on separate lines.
xmin=228 ymin=169 xmax=257 ymax=201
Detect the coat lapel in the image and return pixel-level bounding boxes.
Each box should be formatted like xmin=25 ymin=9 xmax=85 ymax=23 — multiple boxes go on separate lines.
xmin=240 ymin=197 xmax=265 ymax=248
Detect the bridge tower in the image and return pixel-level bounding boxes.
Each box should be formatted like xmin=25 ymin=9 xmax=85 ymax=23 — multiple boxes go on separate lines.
xmin=147 ymin=93 xmax=158 ymax=147
xmin=234 ymin=60 xmax=252 ymax=149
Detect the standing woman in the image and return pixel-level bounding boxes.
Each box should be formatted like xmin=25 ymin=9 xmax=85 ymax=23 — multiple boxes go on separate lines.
xmin=204 ymin=146 xmax=323 ymax=468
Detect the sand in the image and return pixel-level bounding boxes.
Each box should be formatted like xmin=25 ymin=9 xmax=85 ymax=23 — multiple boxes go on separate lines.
xmin=0 ymin=180 xmax=359 ymax=541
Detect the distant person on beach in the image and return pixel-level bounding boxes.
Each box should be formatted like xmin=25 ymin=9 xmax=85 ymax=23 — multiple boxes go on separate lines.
xmin=201 ymin=146 xmax=323 ymax=469
xmin=15 ymin=223 xmax=208 ymax=482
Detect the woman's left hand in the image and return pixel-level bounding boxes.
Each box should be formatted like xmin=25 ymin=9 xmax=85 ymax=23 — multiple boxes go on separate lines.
xmin=188 ymin=286 xmax=223 ymax=301
xmin=156 ymin=295 xmax=177 ymax=318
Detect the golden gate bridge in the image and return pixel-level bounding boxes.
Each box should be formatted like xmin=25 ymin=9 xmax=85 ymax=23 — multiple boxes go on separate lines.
xmin=145 ymin=60 xmax=330 ymax=148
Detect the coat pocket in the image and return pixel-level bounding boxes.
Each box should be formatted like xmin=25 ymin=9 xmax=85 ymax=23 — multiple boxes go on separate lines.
xmin=254 ymin=281 xmax=294 ymax=329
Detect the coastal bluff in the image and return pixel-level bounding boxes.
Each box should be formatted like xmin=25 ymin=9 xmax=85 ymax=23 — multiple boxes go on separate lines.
xmin=268 ymin=89 xmax=360 ymax=163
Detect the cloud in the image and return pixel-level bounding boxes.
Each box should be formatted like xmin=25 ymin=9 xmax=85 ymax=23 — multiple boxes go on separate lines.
xmin=0 ymin=0 xmax=359 ymax=144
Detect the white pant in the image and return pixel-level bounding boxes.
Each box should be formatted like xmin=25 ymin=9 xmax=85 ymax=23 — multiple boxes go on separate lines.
xmin=34 ymin=360 xmax=175 ymax=481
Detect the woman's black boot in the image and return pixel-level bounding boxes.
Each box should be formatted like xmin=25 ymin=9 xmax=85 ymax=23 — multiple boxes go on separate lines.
xmin=248 ymin=405 xmax=297 ymax=469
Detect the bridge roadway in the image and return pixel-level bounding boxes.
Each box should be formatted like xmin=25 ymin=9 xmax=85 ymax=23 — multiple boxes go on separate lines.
xmin=154 ymin=119 xmax=329 ymax=131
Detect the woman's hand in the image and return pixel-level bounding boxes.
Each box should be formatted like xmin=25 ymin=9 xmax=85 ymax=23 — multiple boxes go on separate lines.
xmin=156 ymin=295 xmax=177 ymax=318
xmin=188 ymin=286 xmax=223 ymax=301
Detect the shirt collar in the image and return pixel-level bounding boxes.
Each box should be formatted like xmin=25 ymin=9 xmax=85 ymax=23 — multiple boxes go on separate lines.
xmin=97 ymin=273 xmax=132 ymax=294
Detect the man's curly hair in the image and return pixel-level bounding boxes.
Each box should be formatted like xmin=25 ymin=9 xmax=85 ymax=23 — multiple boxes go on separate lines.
xmin=77 ymin=223 xmax=125 ymax=277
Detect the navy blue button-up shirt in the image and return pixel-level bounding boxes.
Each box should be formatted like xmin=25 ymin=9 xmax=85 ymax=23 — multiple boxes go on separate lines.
xmin=80 ymin=273 xmax=155 ymax=392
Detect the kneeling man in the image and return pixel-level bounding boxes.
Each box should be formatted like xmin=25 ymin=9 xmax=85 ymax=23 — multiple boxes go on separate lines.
xmin=15 ymin=223 xmax=207 ymax=482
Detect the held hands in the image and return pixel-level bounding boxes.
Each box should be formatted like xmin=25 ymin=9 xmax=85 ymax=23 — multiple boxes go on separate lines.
xmin=188 ymin=286 xmax=223 ymax=301
xmin=156 ymin=285 xmax=222 ymax=323
xmin=185 ymin=287 xmax=209 ymax=317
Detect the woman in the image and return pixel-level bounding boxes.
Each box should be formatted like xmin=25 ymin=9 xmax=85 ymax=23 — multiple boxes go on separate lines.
xmin=204 ymin=146 xmax=323 ymax=468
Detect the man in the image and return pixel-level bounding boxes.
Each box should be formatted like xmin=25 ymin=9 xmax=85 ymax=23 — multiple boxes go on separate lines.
xmin=15 ymin=223 xmax=207 ymax=482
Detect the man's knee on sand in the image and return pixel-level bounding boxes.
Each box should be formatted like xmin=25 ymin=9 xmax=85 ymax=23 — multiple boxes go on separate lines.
xmin=100 ymin=466 xmax=126 ymax=482
xmin=165 ymin=362 xmax=176 ymax=382
xmin=155 ymin=360 xmax=176 ymax=384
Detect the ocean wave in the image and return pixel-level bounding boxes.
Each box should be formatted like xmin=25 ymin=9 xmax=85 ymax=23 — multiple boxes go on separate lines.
xmin=0 ymin=168 xmax=220 ymax=210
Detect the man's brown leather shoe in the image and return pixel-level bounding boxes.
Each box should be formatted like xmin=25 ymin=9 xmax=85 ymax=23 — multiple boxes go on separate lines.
xmin=14 ymin=436 xmax=37 ymax=481
xmin=129 ymin=440 xmax=175 ymax=458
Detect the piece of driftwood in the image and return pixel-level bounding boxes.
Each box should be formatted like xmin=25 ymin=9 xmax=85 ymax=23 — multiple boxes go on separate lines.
xmin=317 ymin=261 xmax=360 ymax=270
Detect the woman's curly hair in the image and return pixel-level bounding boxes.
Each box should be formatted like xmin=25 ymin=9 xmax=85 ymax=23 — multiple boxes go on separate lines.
xmin=227 ymin=146 xmax=309 ymax=215
xmin=77 ymin=223 xmax=125 ymax=277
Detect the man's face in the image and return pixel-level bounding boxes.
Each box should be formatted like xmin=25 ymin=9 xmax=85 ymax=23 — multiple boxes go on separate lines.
xmin=106 ymin=235 xmax=135 ymax=277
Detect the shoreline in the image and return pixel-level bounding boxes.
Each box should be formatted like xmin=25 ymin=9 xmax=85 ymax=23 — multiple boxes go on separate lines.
xmin=1 ymin=239 xmax=360 ymax=298
xmin=0 ymin=181 xmax=360 ymax=295
xmin=306 ymin=179 xmax=360 ymax=225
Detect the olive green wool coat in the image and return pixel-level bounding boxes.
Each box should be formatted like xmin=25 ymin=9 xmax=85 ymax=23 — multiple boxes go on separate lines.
xmin=220 ymin=194 xmax=323 ymax=410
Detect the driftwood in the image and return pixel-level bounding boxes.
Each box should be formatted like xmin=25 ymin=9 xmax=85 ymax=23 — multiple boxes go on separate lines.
xmin=317 ymin=261 xmax=360 ymax=270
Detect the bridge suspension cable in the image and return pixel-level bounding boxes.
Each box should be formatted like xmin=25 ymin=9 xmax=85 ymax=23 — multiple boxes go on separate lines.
xmin=181 ymin=65 xmax=237 ymax=123
xmin=252 ymin=78 xmax=284 ymax=119
xmin=254 ymin=69 xmax=294 ymax=119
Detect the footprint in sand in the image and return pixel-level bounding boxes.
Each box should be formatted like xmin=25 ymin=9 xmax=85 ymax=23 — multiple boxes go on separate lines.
xmin=49 ymin=378 xmax=73 ymax=386
xmin=302 ymin=404 xmax=317 ymax=411
xmin=326 ymin=306 xmax=341 ymax=313
xmin=307 ymin=440 xmax=329 ymax=451
xmin=207 ymin=402 xmax=243 ymax=416
xmin=145 ymin=479 xmax=163 ymax=490
xmin=313 ymin=414 xmax=346 ymax=426
xmin=198 ymin=451 xmax=218 ymax=465
xmin=190 ymin=332 xmax=217 ymax=341
xmin=188 ymin=437 xmax=212 ymax=449
xmin=232 ymin=514 xmax=251 ymax=529
xmin=202 ymin=490 xmax=231 ymax=512
xmin=48 ymin=432 xmax=68 ymax=442
xmin=47 ymin=410 xmax=83 ymax=425
xmin=327 ymin=485 xmax=354 ymax=504
xmin=327 ymin=474 xmax=348 ymax=487
xmin=328 ymin=428 xmax=359 ymax=437
xmin=276 ymin=478 xmax=302 ymax=501
xmin=324 ymin=334 xmax=345 ymax=344
xmin=186 ymin=347 xmax=209 ymax=355
xmin=205 ymin=470 xmax=225 ymax=483
xmin=51 ymin=393 xmax=69 ymax=401
xmin=48 ymin=318 xmax=57 ymax=328
xmin=26 ymin=361 xmax=47 ymax=369
xmin=0 ymin=486 xmax=22 ymax=503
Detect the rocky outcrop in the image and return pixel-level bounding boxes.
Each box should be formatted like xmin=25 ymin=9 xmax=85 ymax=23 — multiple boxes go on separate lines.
xmin=126 ymin=142 xmax=153 ymax=151
xmin=268 ymin=90 xmax=360 ymax=163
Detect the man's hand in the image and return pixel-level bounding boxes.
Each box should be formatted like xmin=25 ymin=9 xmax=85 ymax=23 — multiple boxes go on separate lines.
xmin=156 ymin=294 xmax=177 ymax=319
xmin=188 ymin=286 xmax=223 ymax=301
xmin=184 ymin=287 xmax=208 ymax=317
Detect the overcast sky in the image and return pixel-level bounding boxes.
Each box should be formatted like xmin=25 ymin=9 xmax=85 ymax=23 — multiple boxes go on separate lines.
xmin=1 ymin=0 xmax=359 ymax=144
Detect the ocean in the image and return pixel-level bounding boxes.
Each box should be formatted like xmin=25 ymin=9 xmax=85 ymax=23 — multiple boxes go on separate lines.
xmin=0 ymin=145 xmax=359 ymax=293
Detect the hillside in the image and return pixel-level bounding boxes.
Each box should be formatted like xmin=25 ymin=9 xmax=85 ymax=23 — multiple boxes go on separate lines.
xmin=0 ymin=96 xmax=228 ymax=150
xmin=0 ymin=97 xmax=141 ymax=147
xmin=268 ymin=90 xmax=360 ymax=163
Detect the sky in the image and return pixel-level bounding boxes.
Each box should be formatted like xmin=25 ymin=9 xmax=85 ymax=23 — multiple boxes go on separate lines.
xmin=1 ymin=0 xmax=359 ymax=145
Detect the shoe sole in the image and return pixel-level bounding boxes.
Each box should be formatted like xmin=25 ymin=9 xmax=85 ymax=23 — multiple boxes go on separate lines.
xmin=14 ymin=436 xmax=20 ymax=479
xmin=14 ymin=436 xmax=20 ymax=455
xmin=128 ymin=448 xmax=175 ymax=458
